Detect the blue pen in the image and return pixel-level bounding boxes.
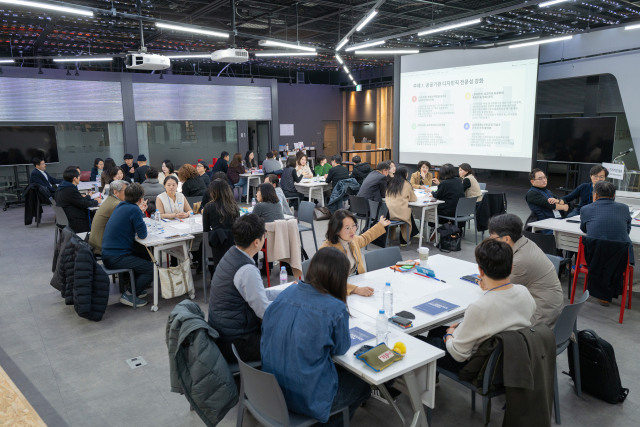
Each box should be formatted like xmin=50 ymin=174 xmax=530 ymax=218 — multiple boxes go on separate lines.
xmin=414 ymin=272 xmax=447 ymax=283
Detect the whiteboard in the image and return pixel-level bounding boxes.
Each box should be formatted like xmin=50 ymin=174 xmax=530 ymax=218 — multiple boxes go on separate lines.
xmin=280 ymin=124 xmax=294 ymax=136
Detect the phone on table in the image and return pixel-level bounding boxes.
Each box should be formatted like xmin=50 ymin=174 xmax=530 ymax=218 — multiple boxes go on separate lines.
xmin=388 ymin=316 xmax=413 ymax=328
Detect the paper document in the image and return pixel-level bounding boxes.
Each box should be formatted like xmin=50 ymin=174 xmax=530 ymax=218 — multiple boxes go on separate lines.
xmin=169 ymin=222 xmax=192 ymax=230
xmin=91 ymin=192 xmax=101 ymax=199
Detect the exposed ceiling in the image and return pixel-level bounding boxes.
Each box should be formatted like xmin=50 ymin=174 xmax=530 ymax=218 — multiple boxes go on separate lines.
xmin=1 ymin=0 xmax=639 ymax=75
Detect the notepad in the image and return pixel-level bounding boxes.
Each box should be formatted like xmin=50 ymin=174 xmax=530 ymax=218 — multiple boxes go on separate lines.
xmin=414 ymin=299 xmax=459 ymax=316
xmin=350 ymin=327 xmax=375 ymax=346
xmin=460 ymin=274 xmax=480 ymax=285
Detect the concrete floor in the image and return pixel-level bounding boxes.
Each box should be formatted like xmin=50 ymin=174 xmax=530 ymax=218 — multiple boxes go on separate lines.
xmin=0 ymin=185 xmax=639 ymax=427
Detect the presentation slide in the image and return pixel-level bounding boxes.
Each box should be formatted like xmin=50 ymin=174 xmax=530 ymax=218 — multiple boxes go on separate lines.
xmin=399 ymin=45 xmax=539 ymax=171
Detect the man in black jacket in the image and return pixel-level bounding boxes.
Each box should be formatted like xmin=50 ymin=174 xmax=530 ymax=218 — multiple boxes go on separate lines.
xmin=357 ymin=162 xmax=389 ymax=203
xmin=120 ymin=154 xmax=139 ymax=182
xmin=211 ymin=151 xmax=230 ymax=176
xmin=133 ymin=154 xmax=149 ymax=183
xmin=350 ymin=155 xmax=372 ymax=185
xmin=325 ymin=155 xmax=350 ymax=188
xmin=29 ymin=157 xmax=61 ymax=193
xmin=56 ymin=167 xmax=101 ymax=233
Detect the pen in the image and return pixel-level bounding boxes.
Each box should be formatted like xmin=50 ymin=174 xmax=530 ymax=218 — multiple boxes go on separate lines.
xmin=414 ymin=272 xmax=447 ymax=283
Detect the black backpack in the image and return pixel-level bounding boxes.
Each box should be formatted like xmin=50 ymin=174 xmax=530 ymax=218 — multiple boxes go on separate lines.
xmin=567 ymin=329 xmax=629 ymax=404
xmin=437 ymin=222 xmax=461 ymax=253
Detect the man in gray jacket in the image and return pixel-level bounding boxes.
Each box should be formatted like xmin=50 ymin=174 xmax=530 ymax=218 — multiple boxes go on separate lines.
xmin=141 ymin=167 xmax=164 ymax=211
xmin=489 ymin=213 xmax=564 ymax=328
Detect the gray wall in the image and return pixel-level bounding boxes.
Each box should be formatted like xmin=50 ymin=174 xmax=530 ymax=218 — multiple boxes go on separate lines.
xmin=276 ymin=83 xmax=343 ymax=155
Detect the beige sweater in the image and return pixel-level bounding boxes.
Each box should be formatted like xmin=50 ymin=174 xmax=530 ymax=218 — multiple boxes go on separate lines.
xmin=446 ymin=285 xmax=536 ymax=362
xmin=386 ymin=181 xmax=418 ymax=224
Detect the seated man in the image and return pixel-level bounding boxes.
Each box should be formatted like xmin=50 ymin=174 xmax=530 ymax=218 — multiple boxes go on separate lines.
xmin=210 ymin=151 xmax=230 ymax=175
xmin=557 ymin=165 xmax=608 ymax=218
xmin=207 ymin=214 xmax=270 ymax=363
xmin=262 ymin=150 xmax=283 ymax=175
xmin=141 ymin=166 xmax=164 ymax=210
xmin=30 ymin=157 xmax=61 ymax=194
xmin=357 ymin=162 xmax=389 ymax=204
xmin=133 ymin=154 xmax=149 ymax=183
xmin=325 ymin=154 xmax=349 ymax=187
xmin=489 ymin=213 xmax=563 ymax=328
xmin=120 ymin=154 xmax=139 ymax=182
xmin=350 ymin=155 xmax=372 ymax=185
xmin=526 ymin=169 xmax=568 ymax=234
xmin=55 ymin=167 xmax=101 ymax=233
xmin=101 ymin=183 xmax=151 ymax=308
xmin=421 ymin=239 xmax=536 ymax=373
xmin=88 ymin=180 xmax=127 ymax=256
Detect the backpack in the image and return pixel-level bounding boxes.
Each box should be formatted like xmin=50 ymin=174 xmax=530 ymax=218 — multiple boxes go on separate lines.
xmin=437 ymin=222 xmax=461 ymax=253
xmin=567 ymin=329 xmax=629 ymax=404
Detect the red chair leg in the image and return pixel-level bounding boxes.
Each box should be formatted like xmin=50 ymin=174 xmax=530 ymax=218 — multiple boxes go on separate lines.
xmin=620 ymin=269 xmax=629 ymax=324
xmin=265 ymin=249 xmax=270 ymax=288
xmin=570 ymin=267 xmax=580 ymax=304
xmin=629 ymin=266 xmax=633 ymax=309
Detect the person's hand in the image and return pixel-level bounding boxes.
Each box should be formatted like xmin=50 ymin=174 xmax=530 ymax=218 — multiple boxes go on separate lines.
xmin=379 ymin=216 xmax=391 ymax=227
xmin=177 ymin=212 xmax=189 ymax=219
xmin=432 ymin=178 xmax=440 ymax=185
xmin=352 ymin=286 xmax=374 ymax=297
xmin=324 ymin=174 xmax=328 ymax=179
xmin=558 ymin=204 xmax=569 ymax=212
xmin=137 ymin=199 xmax=148 ymax=212
xmin=95 ymin=197 xmax=102 ymax=204
xmin=129 ymin=167 xmax=135 ymax=174
xmin=88 ymin=191 xmax=94 ymax=196
xmin=547 ymin=197 xmax=559 ymax=204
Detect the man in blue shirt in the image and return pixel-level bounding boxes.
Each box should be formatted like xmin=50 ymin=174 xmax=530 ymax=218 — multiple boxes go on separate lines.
xmin=557 ymin=165 xmax=608 ymax=218
xmin=29 ymin=157 xmax=61 ymax=193
xmin=101 ymin=183 xmax=151 ymax=308
xmin=525 ymin=169 xmax=569 ymax=234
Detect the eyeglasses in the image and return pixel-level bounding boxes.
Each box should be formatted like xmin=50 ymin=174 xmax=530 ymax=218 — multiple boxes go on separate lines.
xmin=533 ymin=176 xmax=548 ymax=181
xmin=342 ymin=225 xmax=358 ymax=232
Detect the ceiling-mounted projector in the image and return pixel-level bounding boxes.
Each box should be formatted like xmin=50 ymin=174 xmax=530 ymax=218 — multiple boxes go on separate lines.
xmin=125 ymin=52 xmax=170 ymax=70
xmin=211 ymin=48 xmax=249 ymax=63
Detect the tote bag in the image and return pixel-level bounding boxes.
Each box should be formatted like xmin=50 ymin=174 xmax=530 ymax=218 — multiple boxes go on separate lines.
xmin=146 ymin=245 xmax=195 ymax=299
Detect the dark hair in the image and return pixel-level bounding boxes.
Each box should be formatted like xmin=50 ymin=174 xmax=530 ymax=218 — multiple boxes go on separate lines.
xmin=528 ymin=168 xmax=544 ymax=181
xmin=590 ymin=164 xmax=609 ymax=177
xmin=325 ymin=209 xmax=358 ymax=244
xmin=102 ymin=158 xmax=117 ymax=187
xmin=353 ymin=155 xmax=361 ymax=164
xmin=124 ymin=182 xmax=145 ymax=204
xmin=32 ymin=157 xmax=44 ymax=167
xmin=108 ymin=166 xmax=123 ymax=183
xmin=376 ymin=162 xmax=390 ymax=171
xmin=331 ymin=154 xmax=342 ymax=165
xmin=178 ymin=164 xmax=198 ymax=181
xmin=257 ymin=183 xmax=279 ymax=204
xmin=305 ymin=247 xmax=350 ymax=307
xmin=387 ymin=166 xmax=409 ymax=198
xmin=285 ymin=156 xmax=297 ymax=168
xmin=266 ymin=174 xmax=280 ymax=186
xmin=197 ymin=161 xmax=209 ymax=171
xmin=594 ymin=181 xmax=616 ymax=198
xmin=475 ymin=239 xmax=513 ymax=281
xmin=266 ymin=151 xmax=274 ymax=159
xmin=317 ymin=154 xmax=327 ymax=163
xmin=146 ymin=166 xmax=159 ymax=179
xmin=163 ymin=175 xmax=179 ymax=186
xmin=63 ymin=167 xmax=79 ymax=182
xmin=245 ymin=151 xmax=256 ymax=168
xmin=488 ymin=214 xmax=523 ymax=243
xmin=94 ymin=158 xmax=104 ymax=168
xmin=459 ymin=163 xmax=474 ymax=176
xmin=229 ymin=153 xmax=243 ymax=168
xmin=439 ymin=163 xmax=457 ymax=180
xmin=206 ymin=179 xmax=239 ymax=222
xmin=123 ymin=154 xmax=133 ymax=160
xmin=213 ymin=171 xmax=228 ymax=182
xmin=233 ymin=214 xmax=265 ymax=249
xmin=70 ymin=165 xmax=81 ymax=171
xmin=295 ymin=151 xmax=307 ymax=166
xmin=162 ymin=160 xmax=175 ymax=175
xmin=417 ymin=160 xmax=431 ymax=170
xmin=220 ymin=151 xmax=230 ymax=159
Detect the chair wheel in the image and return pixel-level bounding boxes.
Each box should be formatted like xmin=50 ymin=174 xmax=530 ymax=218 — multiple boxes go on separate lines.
xmin=3 ymin=207 xmax=7 ymax=211
xmin=150 ymin=305 xmax=159 ymax=312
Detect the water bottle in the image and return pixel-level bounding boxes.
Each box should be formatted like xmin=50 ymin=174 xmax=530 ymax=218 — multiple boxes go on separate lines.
xmin=189 ymin=211 xmax=195 ymax=231
xmin=280 ymin=266 xmax=288 ymax=285
xmin=155 ymin=210 xmax=162 ymax=234
xmin=383 ymin=282 xmax=393 ymax=318
xmin=376 ymin=310 xmax=388 ymax=345
xmin=178 ymin=202 xmax=183 ymax=215
xmin=152 ymin=210 xmax=158 ymax=233
xmin=252 ymin=198 xmax=256 ymax=208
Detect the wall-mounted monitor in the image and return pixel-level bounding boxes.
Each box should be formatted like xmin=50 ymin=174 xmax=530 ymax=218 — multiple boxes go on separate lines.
xmin=0 ymin=126 xmax=59 ymax=166
xmin=537 ymin=117 xmax=616 ymax=164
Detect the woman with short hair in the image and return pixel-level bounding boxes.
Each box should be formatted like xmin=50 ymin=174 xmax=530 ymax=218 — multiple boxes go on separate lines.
xmin=410 ymin=160 xmax=433 ymax=190
xmin=280 ymin=156 xmax=305 ymax=210
xmin=179 ymin=164 xmax=207 ymax=197
xmin=156 ymin=175 xmax=193 ymax=219
xmin=90 ymin=158 xmax=104 ymax=181
xmin=432 ymin=163 xmax=465 ymax=222
xmin=227 ymin=153 xmax=248 ymax=196
xmin=252 ymin=183 xmax=285 ymax=223
xmin=459 ymin=163 xmax=483 ymax=204
xmin=265 ymin=174 xmax=292 ymax=216
xmin=196 ymin=161 xmax=211 ymax=187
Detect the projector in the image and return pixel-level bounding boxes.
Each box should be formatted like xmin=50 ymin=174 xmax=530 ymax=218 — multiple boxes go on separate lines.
xmin=211 ymin=48 xmax=249 ymax=63
xmin=125 ymin=53 xmax=170 ymax=70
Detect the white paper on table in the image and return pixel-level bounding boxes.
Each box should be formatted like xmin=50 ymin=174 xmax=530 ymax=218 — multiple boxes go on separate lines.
xmin=91 ymin=192 xmax=102 ymax=199
xmin=169 ymin=222 xmax=192 ymax=230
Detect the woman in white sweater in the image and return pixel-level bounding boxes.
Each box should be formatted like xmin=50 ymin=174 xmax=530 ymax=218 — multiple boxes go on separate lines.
xmin=421 ymin=239 xmax=536 ymax=372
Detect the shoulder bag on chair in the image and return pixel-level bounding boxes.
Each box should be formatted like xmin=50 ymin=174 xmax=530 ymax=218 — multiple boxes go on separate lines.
xmin=145 ymin=244 xmax=195 ymax=299
xmin=313 ymin=206 xmax=331 ymax=221
xmin=437 ymin=222 xmax=461 ymax=253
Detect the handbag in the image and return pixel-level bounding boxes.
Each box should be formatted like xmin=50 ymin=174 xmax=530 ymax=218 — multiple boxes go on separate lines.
xmin=437 ymin=222 xmax=461 ymax=253
xmin=145 ymin=244 xmax=195 ymax=299
xmin=313 ymin=206 xmax=331 ymax=221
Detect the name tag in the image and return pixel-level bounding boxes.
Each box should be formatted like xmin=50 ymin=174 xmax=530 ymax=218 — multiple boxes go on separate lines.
xmin=553 ymin=210 xmax=562 ymax=219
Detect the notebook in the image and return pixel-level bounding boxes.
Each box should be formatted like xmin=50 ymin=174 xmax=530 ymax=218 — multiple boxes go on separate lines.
xmin=349 ymin=327 xmax=376 ymax=346
xmin=460 ymin=274 xmax=480 ymax=285
xmin=414 ymin=299 xmax=459 ymax=316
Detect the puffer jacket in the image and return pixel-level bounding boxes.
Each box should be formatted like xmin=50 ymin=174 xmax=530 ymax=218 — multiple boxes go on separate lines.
xmin=328 ymin=178 xmax=360 ymax=214
xmin=167 ymin=301 xmax=238 ymax=427
xmin=350 ymin=162 xmax=372 ymax=185
xmin=51 ymin=227 xmax=76 ymax=289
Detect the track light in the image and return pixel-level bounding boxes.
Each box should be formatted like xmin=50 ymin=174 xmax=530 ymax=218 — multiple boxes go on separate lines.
xmin=625 ymin=23 xmax=640 ymax=30
xmin=417 ymin=19 xmax=481 ymax=36
xmin=336 ymin=38 xmax=349 ymax=51
xmin=53 ymin=57 xmax=113 ymax=62
xmin=254 ymin=52 xmax=317 ymax=57
xmin=156 ymin=22 xmax=228 ymax=38
xmin=539 ymin=0 xmax=570 ymax=7
xmin=509 ymin=35 xmax=572 ymax=48
xmin=356 ymin=10 xmax=378 ymax=32
xmin=258 ymin=40 xmax=316 ymax=52
xmin=343 ymin=66 xmax=349 ymax=73
xmin=345 ymin=40 xmax=385 ymax=51
xmin=335 ymin=54 xmax=343 ymax=64
xmin=0 ymin=59 xmax=14 ymax=63
xmin=0 ymin=0 xmax=92 ymax=16
xmin=355 ymin=50 xmax=419 ymax=55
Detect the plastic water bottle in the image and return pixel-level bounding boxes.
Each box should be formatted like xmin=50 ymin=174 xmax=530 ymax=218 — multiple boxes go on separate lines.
xmin=280 ymin=266 xmax=288 ymax=285
xmin=383 ymin=282 xmax=393 ymax=318
xmin=178 ymin=202 xmax=183 ymax=215
xmin=189 ymin=212 xmax=195 ymax=231
xmin=155 ymin=210 xmax=162 ymax=234
xmin=376 ymin=310 xmax=388 ymax=345
xmin=252 ymin=198 xmax=256 ymax=208
xmin=152 ymin=210 xmax=158 ymax=233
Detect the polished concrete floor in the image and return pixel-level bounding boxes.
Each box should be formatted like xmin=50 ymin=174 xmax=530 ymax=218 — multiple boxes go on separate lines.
xmin=0 ymin=185 xmax=639 ymax=427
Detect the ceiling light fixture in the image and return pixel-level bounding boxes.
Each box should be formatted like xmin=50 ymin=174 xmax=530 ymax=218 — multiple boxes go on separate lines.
xmin=0 ymin=59 xmax=14 ymax=63
xmin=417 ymin=19 xmax=481 ymax=36
xmin=494 ymin=36 xmax=541 ymax=46
xmin=156 ymin=22 xmax=228 ymax=38
xmin=539 ymin=0 xmax=570 ymax=7
xmin=356 ymin=10 xmax=378 ymax=32
xmin=0 ymin=0 xmax=92 ymax=16
xmin=625 ymin=23 xmax=640 ymax=30
xmin=335 ymin=54 xmax=343 ymax=64
xmin=336 ymin=38 xmax=349 ymax=51
xmin=345 ymin=40 xmax=385 ymax=51
xmin=53 ymin=57 xmax=113 ymax=62
xmin=258 ymin=40 xmax=316 ymax=52
xmin=254 ymin=52 xmax=317 ymax=57
xmin=509 ymin=35 xmax=572 ymax=48
xmin=354 ymin=50 xmax=419 ymax=55
xmin=343 ymin=66 xmax=349 ymax=73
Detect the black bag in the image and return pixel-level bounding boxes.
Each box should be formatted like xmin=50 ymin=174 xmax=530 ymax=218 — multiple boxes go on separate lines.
xmin=567 ymin=329 xmax=629 ymax=404
xmin=437 ymin=222 xmax=461 ymax=252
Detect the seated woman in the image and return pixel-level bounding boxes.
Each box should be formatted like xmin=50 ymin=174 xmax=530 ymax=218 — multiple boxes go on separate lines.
xmin=103 ymin=166 xmax=124 ymax=197
xmin=100 ymin=158 xmax=117 ymax=188
xmin=156 ymin=175 xmax=193 ymax=219
xmin=386 ymin=166 xmax=419 ymax=245
xmin=432 ymin=163 xmax=465 ymax=224
xmin=458 ymin=163 xmax=483 ymax=207
xmin=90 ymin=157 xmax=104 ymax=181
xmin=179 ymin=164 xmax=207 ymax=197
xmin=410 ymin=160 xmax=433 ymax=190
xmin=227 ymin=153 xmax=248 ymax=196
xmin=196 ymin=161 xmax=211 ymax=187
xmin=244 ymin=151 xmax=257 ymax=170
xmin=421 ymin=239 xmax=536 ymax=373
xmin=320 ymin=209 xmax=390 ymax=296
xmin=295 ymin=151 xmax=313 ymax=178
xmin=202 ymin=180 xmax=239 ymax=273
xmin=265 ymin=174 xmax=292 ymax=216
xmin=280 ymin=156 xmax=305 ymax=210
xmin=253 ymin=183 xmax=285 ymax=222
xmin=261 ymin=247 xmax=371 ymax=426
xmin=386 ymin=160 xmax=396 ymax=185
xmin=314 ymin=154 xmax=331 ymax=177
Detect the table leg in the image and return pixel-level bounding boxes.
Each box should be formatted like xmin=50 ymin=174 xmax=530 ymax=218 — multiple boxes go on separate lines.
xmin=418 ymin=207 xmax=426 ymax=249
xmin=245 ymin=177 xmax=251 ymax=204
xmin=152 ymin=246 xmax=159 ymax=312
xmin=377 ymin=383 xmax=406 ymax=427
xmin=184 ymin=241 xmax=196 ymax=299
xmin=309 ymin=188 xmax=313 ymax=206
xmin=319 ymin=187 xmax=325 ymax=207
xmin=434 ymin=205 xmax=440 ymax=245
xmin=403 ymin=369 xmax=430 ymax=427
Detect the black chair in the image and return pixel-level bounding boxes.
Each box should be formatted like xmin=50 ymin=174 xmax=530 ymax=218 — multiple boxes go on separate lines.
xmin=298 ymin=201 xmax=318 ymax=252
xmin=523 ymin=230 xmax=572 ymax=298
xmin=348 ymin=195 xmax=369 ymax=234
xmin=36 ymin=195 xmax=54 ymax=227
xmin=52 ymin=203 xmax=69 ymax=245
xmin=301 ymin=259 xmax=311 ymax=280
xmin=363 ymin=247 xmax=402 ymax=271
xmin=439 ymin=197 xmax=479 ymax=244
xmin=364 ymin=200 xmax=379 ymax=250
xmin=379 ymin=203 xmax=410 ymax=251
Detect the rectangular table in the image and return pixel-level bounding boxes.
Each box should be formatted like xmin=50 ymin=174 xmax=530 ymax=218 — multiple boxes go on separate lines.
xmin=295 ymin=180 xmax=328 ymax=207
xmin=239 ymin=172 xmax=264 ymax=204
xmin=409 ymin=189 xmax=444 ymax=247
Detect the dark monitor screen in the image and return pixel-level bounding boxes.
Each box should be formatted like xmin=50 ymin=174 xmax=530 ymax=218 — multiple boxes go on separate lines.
xmin=0 ymin=126 xmax=59 ymax=166
xmin=537 ymin=117 xmax=616 ymax=164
